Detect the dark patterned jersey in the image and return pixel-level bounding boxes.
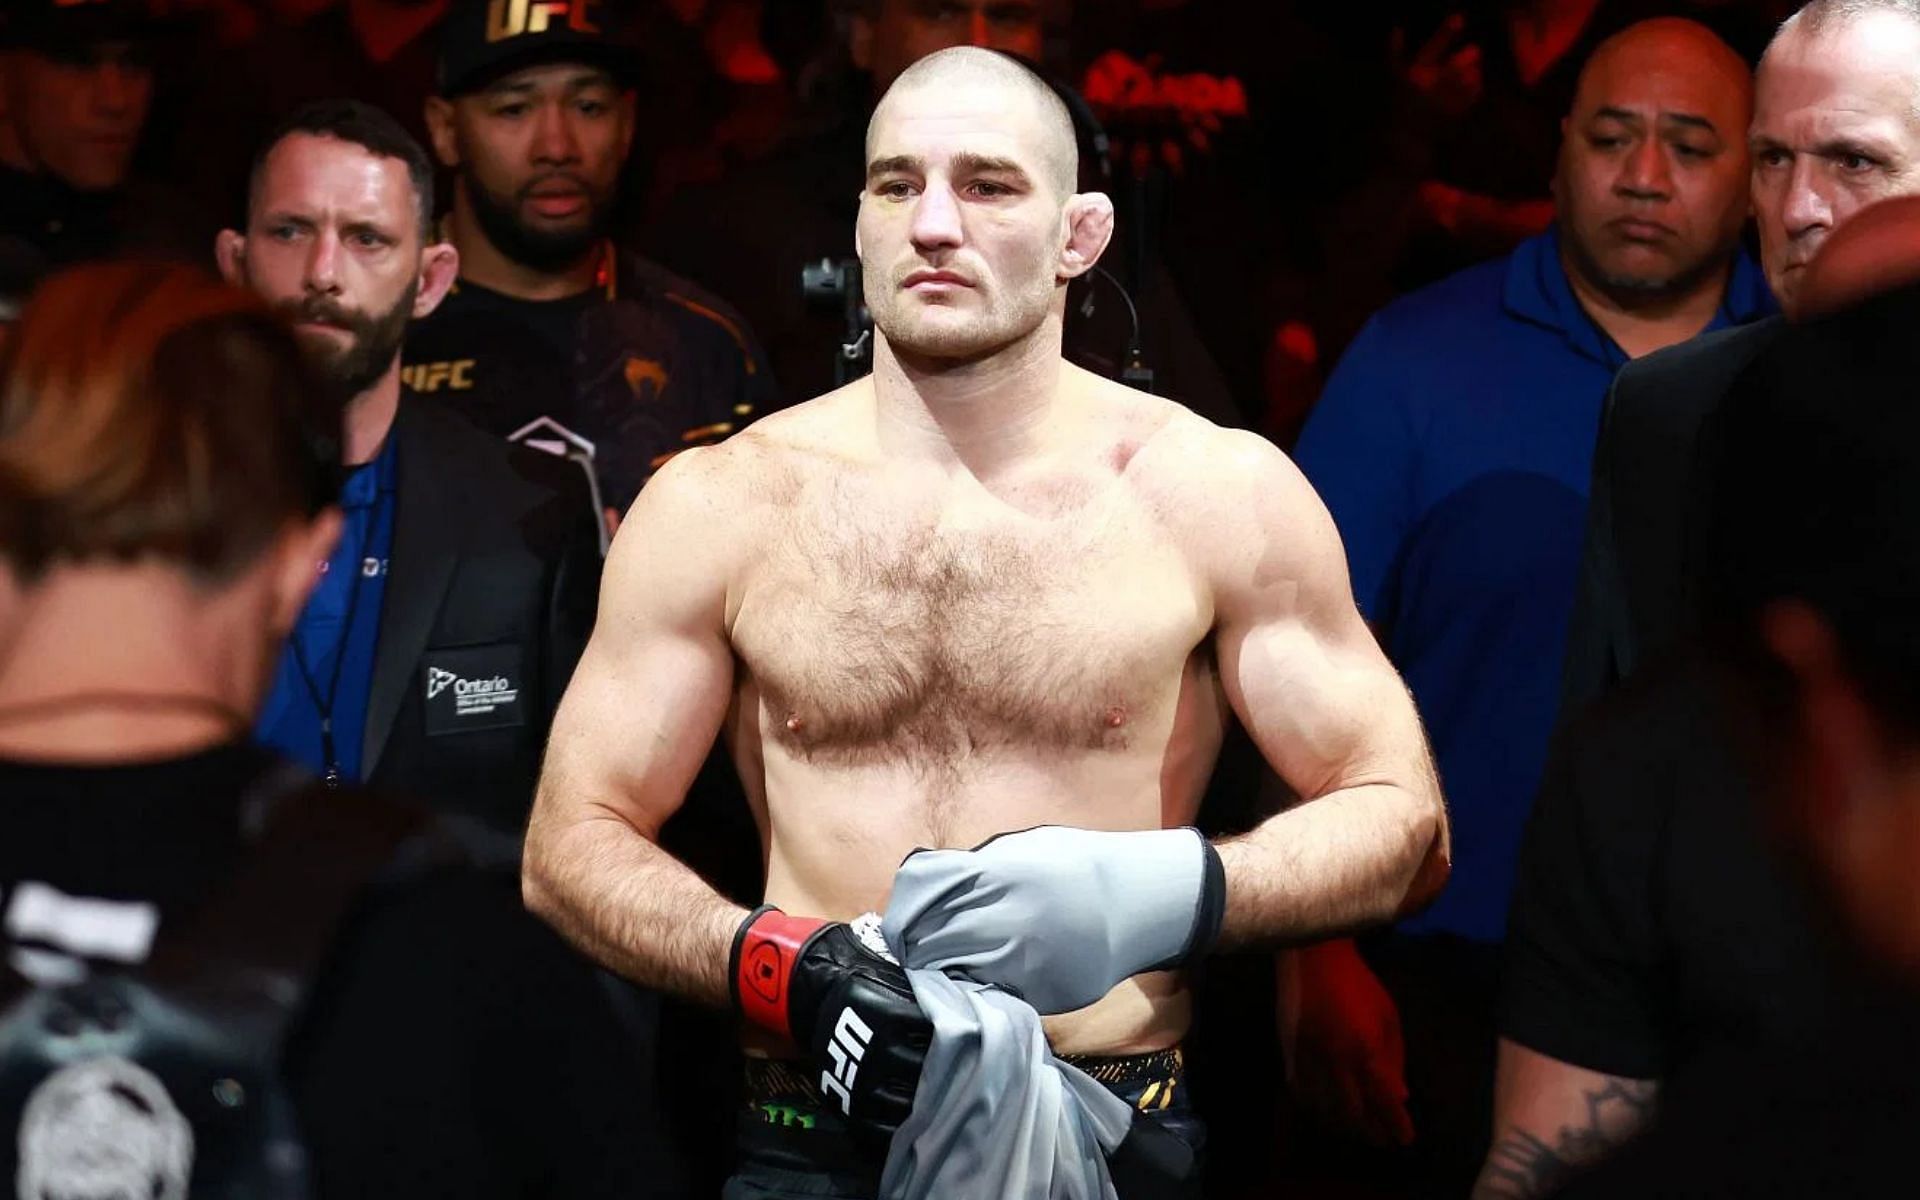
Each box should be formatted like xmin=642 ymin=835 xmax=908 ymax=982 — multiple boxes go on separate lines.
xmin=404 ymin=245 xmax=781 ymax=518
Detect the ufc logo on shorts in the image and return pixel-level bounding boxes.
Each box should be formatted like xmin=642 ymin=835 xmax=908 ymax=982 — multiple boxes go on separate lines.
xmin=818 ymin=1007 xmax=873 ymax=1115
xmin=486 ymin=0 xmax=599 ymax=40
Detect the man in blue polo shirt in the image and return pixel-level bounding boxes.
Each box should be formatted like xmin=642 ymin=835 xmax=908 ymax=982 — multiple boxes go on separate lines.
xmin=1283 ymin=17 xmax=1774 ymax=1196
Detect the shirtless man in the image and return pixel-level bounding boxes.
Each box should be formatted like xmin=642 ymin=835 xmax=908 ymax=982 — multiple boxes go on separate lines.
xmin=525 ymin=47 xmax=1450 ymax=1198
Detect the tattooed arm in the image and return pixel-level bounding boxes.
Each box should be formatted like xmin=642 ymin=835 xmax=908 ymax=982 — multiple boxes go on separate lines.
xmin=1472 ymin=1039 xmax=1659 ymax=1200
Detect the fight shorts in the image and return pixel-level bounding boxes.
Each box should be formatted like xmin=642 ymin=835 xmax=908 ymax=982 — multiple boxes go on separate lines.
xmin=722 ymin=1045 xmax=1204 ymax=1199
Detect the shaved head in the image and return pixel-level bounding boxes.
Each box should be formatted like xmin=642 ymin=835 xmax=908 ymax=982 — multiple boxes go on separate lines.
xmin=1576 ymin=16 xmax=1752 ymax=104
xmin=868 ymin=47 xmax=1078 ymax=199
xmin=1764 ymin=1 xmax=1920 ymax=118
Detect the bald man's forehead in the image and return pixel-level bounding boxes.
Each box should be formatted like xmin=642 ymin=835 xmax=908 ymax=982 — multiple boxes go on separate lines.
xmin=1767 ymin=8 xmax=1920 ymax=84
xmin=1574 ymin=36 xmax=1752 ymax=133
xmin=867 ymin=76 xmax=1075 ymax=195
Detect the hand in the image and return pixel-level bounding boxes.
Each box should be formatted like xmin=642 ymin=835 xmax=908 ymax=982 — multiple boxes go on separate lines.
xmin=882 ymin=826 xmax=1227 ymax=1015
xmin=1392 ymin=13 xmax=1484 ymax=126
xmin=1279 ymin=939 xmax=1414 ymax=1147
xmin=730 ymin=908 xmax=931 ymax=1154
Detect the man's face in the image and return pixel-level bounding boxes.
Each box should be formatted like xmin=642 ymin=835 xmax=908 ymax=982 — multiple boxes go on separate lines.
xmin=1555 ymin=28 xmax=1752 ymax=305
xmin=238 ymin=134 xmax=422 ymax=400
xmin=858 ymin=80 xmax=1068 ymax=362
xmin=856 ymin=0 xmax=1044 ymax=92
xmin=0 ymin=42 xmax=153 ymax=191
xmin=436 ymin=62 xmax=633 ymax=273
xmin=1751 ymin=14 xmax=1920 ymax=314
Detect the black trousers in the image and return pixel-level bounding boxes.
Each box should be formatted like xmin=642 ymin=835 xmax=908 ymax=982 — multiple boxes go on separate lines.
xmin=723 ymin=1047 xmax=1205 ymax=1200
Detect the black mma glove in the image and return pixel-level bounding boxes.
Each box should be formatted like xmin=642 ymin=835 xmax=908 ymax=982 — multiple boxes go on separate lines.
xmin=729 ymin=906 xmax=932 ymax=1153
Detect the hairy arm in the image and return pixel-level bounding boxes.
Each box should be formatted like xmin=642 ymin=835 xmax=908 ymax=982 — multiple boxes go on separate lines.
xmin=522 ymin=447 xmax=752 ymax=1008
xmin=1193 ymin=429 xmax=1449 ymax=943
xmin=1473 ymin=1039 xmax=1659 ymax=1199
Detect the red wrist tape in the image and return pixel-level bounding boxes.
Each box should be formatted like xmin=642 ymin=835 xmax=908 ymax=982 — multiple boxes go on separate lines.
xmin=732 ymin=908 xmax=827 ymax=1041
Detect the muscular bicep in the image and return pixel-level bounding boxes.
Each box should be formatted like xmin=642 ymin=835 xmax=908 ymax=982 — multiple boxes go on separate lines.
xmin=533 ymin=450 xmax=741 ymax=842
xmin=1210 ymin=437 xmax=1435 ymax=814
xmin=1475 ymin=1039 xmax=1658 ymax=1200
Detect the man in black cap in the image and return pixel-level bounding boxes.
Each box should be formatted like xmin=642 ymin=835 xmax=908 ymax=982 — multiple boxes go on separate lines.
xmin=0 ymin=0 xmax=202 ymax=301
xmin=409 ymin=0 xmax=778 ymax=532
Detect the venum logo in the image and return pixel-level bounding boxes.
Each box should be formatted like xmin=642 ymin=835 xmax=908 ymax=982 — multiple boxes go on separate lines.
xmin=427 ymin=667 xmax=458 ymax=700
xmin=485 ymin=0 xmax=599 ymax=41
xmin=818 ymin=1006 xmax=873 ymax=1116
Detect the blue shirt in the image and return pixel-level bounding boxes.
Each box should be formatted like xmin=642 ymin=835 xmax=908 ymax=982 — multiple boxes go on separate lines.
xmin=1293 ymin=228 xmax=1775 ymax=944
xmin=256 ymin=436 xmax=398 ymax=782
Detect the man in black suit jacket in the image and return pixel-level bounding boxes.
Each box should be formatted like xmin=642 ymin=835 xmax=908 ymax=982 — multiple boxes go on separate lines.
xmin=1558 ymin=0 xmax=1920 ymax=719
xmin=1558 ymin=317 xmax=1782 ymax=708
xmin=362 ymin=396 xmax=601 ymax=839
xmin=218 ymin=98 xmax=601 ymax=845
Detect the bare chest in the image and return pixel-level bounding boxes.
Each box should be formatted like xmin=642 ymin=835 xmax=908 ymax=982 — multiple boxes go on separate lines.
xmin=732 ymin=482 xmax=1206 ymax=768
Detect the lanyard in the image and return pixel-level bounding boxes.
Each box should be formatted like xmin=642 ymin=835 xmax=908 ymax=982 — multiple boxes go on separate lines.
xmin=287 ymin=474 xmax=393 ymax=789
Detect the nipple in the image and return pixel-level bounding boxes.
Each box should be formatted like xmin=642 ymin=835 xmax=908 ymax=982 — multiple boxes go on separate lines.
xmin=785 ymin=713 xmax=806 ymax=734
xmin=1103 ymin=706 xmax=1128 ymax=729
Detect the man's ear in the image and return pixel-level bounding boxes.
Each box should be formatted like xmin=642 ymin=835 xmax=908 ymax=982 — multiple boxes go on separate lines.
xmin=214 ymin=229 xmax=247 ymax=286
xmin=413 ymin=241 xmax=461 ymax=319
xmin=1057 ymin=192 xmax=1115 ymax=282
xmin=423 ymin=95 xmax=460 ymax=169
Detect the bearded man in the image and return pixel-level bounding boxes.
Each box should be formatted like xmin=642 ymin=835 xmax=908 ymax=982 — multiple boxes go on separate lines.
xmin=218 ymin=97 xmax=602 ymax=840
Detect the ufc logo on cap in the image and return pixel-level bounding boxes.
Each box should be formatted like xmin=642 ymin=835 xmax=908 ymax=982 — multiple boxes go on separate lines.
xmin=818 ymin=1006 xmax=873 ymax=1115
xmin=486 ymin=0 xmax=600 ymax=41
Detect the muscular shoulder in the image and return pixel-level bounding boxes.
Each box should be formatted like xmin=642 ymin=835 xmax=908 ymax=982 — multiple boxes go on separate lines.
xmin=1128 ymin=405 xmax=1313 ymax=530
xmin=1121 ymin=402 xmax=1343 ymax=608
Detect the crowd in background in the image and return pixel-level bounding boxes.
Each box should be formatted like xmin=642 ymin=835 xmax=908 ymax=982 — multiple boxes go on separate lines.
xmin=5 ymin=0 xmax=1920 ymax=1197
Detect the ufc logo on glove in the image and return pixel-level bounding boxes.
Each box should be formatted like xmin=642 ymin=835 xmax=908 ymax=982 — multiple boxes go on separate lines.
xmin=820 ymin=1007 xmax=874 ymax=1114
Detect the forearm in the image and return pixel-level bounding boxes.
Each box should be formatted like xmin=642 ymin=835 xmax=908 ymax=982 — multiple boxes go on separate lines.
xmin=522 ymin=806 xmax=747 ymax=1008
xmin=1473 ymin=1042 xmax=1659 ymax=1200
xmin=1213 ymin=780 xmax=1446 ymax=946
xmin=1473 ymin=1077 xmax=1657 ymax=1199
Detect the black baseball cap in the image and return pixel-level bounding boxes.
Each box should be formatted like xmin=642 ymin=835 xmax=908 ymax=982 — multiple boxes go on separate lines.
xmin=436 ymin=0 xmax=637 ymax=98
xmin=0 ymin=0 xmax=164 ymax=53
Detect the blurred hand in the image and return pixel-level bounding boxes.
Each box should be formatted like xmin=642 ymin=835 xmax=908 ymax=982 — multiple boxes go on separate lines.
xmin=1278 ymin=939 xmax=1415 ymax=1148
xmin=1415 ymin=179 xmax=1469 ymax=236
xmin=1392 ymin=13 xmax=1484 ymax=125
